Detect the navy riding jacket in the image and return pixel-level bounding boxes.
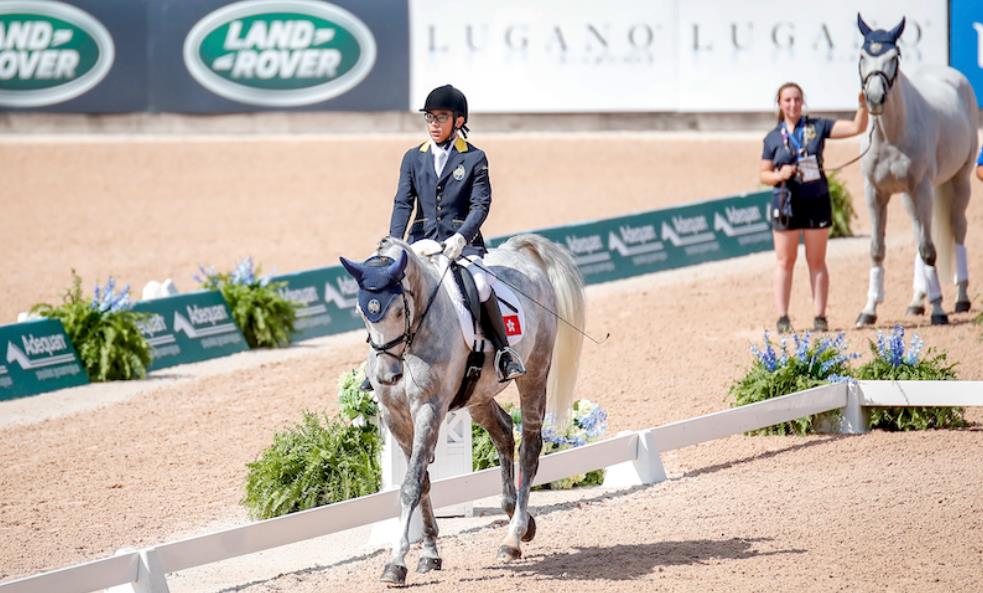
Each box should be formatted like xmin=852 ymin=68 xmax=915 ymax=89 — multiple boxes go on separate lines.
xmin=388 ymin=136 xmax=491 ymax=257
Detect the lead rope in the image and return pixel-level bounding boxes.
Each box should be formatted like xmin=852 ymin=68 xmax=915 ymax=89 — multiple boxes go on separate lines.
xmin=825 ymin=118 xmax=877 ymax=173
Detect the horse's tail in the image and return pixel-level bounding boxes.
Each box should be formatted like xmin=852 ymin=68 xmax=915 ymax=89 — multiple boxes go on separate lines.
xmin=932 ymin=181 xmax=955 ymax=287
xmin=501 ymin=234 xmax=585 ymax=423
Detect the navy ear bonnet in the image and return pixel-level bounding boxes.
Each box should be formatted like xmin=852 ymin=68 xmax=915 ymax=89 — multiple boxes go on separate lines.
xmin=857 ymin=14 xmax=905 ymax=56
xmin=339 ymin=251 xmax=408 ymax=323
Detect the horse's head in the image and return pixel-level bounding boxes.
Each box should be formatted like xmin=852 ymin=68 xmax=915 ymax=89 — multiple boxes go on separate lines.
xmin=340 ymin=246 xmax=412 ymax=386
xmin=857 ymin=14 xmax=905 ymax=115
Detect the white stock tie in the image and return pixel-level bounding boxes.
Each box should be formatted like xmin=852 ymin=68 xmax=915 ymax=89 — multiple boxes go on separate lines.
xmin=434 ymin=148 xmax=448 ymax=177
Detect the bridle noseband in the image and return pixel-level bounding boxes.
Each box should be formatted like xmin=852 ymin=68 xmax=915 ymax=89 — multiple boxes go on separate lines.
xmin=859 ymin=48 xmax=901 ymax=101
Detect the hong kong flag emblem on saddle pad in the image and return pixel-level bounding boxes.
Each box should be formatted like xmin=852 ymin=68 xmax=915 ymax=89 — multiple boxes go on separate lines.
xmin=503 ymin=315 xmax=522 ymax=337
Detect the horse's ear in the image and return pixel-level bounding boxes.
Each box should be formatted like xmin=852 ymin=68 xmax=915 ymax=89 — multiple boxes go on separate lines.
xmin=857 ymin=13 xmax=872 ymax=37
xmin=339 ymin=257 xmax=364 ymax=285
xmin=889 ymin=17 xmax=906 ymax=42
xmin=389 ymin=250 xmax=408 ymax=278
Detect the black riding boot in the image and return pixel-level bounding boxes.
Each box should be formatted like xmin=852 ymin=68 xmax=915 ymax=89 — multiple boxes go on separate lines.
xmin=481 ymin=290 xmax=526 ymax=382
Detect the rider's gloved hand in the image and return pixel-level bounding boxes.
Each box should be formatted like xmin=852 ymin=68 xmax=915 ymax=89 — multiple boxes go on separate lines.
xmin=442 ymin=233 xmax=467 ymax=261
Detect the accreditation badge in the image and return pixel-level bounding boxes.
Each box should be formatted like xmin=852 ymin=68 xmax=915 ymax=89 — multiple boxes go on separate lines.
xmin=805 ymin=125 xmax=817 ymax=142
xmin=797 ymin=155 xmax=821 ymax=183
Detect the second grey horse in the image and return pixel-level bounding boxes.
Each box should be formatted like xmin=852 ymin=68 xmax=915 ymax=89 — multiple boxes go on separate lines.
xmin=855 ymin=14 xmax=977 ymax=326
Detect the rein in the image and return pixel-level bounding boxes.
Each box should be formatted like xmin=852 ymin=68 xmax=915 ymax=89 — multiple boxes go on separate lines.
xmin=366 ymin=260 xmax=451 ymax=360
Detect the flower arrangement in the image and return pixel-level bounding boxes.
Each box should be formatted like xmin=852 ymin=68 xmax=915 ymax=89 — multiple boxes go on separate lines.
xmin=196 ymin=257 xmax=298 ymax=348
xmin=241 ymin=369 xmax=382 ymax=520
xmin=854 ymin=325 xmax=964 ymax=431
xmin=31 ymin=271 xmax=151 ymax=382
xmin=473 ymin=399 xmax=608 ymax=489
xmin=730 ymin=330 xmax=859 ymax=435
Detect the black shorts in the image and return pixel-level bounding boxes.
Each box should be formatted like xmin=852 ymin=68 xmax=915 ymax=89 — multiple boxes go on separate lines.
xmin=771 ymin=190 xmax=832 ymax=231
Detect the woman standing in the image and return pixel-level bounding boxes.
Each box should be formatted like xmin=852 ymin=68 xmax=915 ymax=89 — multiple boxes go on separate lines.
xmin=760 ymin=82 xmax=868 ymax=332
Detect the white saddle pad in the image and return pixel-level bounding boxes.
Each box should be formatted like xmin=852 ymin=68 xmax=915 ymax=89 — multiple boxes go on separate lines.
xmin=411 ymin=241 xmax=526 ymax=349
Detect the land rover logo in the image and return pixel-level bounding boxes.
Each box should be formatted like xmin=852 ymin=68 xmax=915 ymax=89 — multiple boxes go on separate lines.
xmin=183 ymin=0 xmax=377 ymax=107
xmin=0 ymin=0 xmax=114 ymax=107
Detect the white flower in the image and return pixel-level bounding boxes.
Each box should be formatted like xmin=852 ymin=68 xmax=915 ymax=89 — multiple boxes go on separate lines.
xmin=352 ymin=415 xmax=367 ymax=428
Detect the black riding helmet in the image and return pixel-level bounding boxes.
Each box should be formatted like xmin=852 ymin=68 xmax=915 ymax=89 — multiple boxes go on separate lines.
xmin=419 ymin=84 xmax=469 ymax=136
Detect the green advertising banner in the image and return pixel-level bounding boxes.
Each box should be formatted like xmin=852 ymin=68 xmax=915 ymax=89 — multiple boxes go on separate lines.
xmin=490 ymin=190 xmax=773 ymax=285
xmin=132 ymin=291 xmax=248 ymax=371
xmin=0 ymin=318 xmax=88 ymax=400
xmin=271 ymin=266 xmax=364 ymax=342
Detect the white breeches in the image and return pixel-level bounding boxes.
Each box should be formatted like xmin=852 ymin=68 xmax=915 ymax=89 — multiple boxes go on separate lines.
xmin=463 ymin=255 xmax=492 ymax=301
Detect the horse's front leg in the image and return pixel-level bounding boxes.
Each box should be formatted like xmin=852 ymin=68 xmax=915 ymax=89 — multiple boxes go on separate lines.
xmin=381 ymin=399 xmax=443 ymax=585
xmin=907 ymin=181 xmax=947 ymax=325
xmin=858 ymin=187 xmax=889 ymax=326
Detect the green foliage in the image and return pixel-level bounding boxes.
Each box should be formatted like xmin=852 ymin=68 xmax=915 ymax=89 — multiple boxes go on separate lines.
xmin=854 ymin=327 xmax=965 ymax=431
xmin=242 ymin=410 xmax=381 ymax=520
xmin=198 ymin=258 xmax=298 ymax=349
xmin=827 ymin=170 xmax=857 ymax=239
xmin=31 ymin=271 xmax=151 ymax=382
xmin=472 ymin=400 xmax=607 ymax=489
xmin=337 ymin=368 xmax=378 ymax=425
xmin=729 ymin=331 xmax=856 ymax=435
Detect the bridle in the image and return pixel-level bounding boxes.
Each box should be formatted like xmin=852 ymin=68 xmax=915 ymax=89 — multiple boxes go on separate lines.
xmin=365 ymin=261 xmax=450 ymax=362
xmin=859 ymin=47 xmax=901 ymax=105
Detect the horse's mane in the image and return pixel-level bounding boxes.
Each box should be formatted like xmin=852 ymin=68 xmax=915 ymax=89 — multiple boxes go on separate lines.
xmin=376 ymin=236 xmax=438 ymax=295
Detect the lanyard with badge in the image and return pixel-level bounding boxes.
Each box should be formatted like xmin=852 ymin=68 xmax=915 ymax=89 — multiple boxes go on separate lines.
xmin=782 ymin=121 xmax=821 ymax=183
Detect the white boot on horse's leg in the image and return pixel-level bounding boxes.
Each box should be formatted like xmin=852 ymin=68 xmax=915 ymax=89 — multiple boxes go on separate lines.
xmin=907 ymin=254 xmax=927 ymax=316
xmin=923 ymin=264 xmax=948 ymax=325
xmin=954 ymin=244 xmax=971 ymax=313
xmin=857 ymin=266 xmax=884 ymax=326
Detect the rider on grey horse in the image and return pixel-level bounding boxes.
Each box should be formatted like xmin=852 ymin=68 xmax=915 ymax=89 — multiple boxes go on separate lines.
xmin=362 ymin=84 xmax=525 ymax=389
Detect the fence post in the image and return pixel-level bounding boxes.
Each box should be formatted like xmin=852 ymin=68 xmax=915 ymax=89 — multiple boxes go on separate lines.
xmin=105 ymin=548 xmax=170 ymax=593
xmin=838 ymin=382 xmax=870 ymax=434
xmin=602 ymin=430 xmax=666 ymax=487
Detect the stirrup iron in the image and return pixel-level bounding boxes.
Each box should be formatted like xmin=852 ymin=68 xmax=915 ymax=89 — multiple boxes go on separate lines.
xmin=494 ymin=346 xmax=526 ymax=382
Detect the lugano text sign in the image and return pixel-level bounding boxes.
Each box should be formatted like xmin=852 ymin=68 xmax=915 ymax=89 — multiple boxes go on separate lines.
xmin=0 ymin=318 xmax=87 ymax=400
xmin=410 ymin=0 xmax=947 ymax=112
xmin=183 ymin=0 xmax=378 ymax=107
xmin=0 ymin=0 xmax=115 ymax=107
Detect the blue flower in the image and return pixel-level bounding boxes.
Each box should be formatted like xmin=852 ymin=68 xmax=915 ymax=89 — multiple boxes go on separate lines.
xmin=194 ymin=264 xmax=217 ymax=286
xmin=91 ymin=277 xmax=132 ymax=313
xmin=905 ymin=335 xmax=924 ymax=365
xmin=231 ymin=257 xmax=256 ymax=286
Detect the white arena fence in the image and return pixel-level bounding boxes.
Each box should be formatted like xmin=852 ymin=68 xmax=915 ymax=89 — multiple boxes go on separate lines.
xmin=2 ymin=380 xmax=981 ymax=593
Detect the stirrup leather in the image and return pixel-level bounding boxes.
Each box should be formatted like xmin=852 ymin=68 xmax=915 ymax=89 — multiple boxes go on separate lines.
xmin=494 ymin=347 xmax=526 ymax=382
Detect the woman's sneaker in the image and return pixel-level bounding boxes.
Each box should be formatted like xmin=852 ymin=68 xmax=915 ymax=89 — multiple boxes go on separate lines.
xmin=813 ymin=315 xmax=829 ymax=332
xmin=776 ymin=315 xmax=792 ymax=333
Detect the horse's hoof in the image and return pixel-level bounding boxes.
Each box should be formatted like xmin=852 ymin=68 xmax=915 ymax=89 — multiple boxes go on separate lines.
xmin=380 ymin=563 xmax=408 ymax=585
xmin=906 ymin=305 xmax=925 ymax=316
xmin=931 ymin=313 xmax=949 ymax=326
xmin=520 ymin=515 xmax=536 ymax=543
xmin=955 ymin=301 xmax=971 ymax=313
xmin=497 ymin=545 xmax=522 ymax=562
xmin=417 ymin=556 xmax=442 ymax=573
xmin=855 ymin=313 xmax=877 ymax=327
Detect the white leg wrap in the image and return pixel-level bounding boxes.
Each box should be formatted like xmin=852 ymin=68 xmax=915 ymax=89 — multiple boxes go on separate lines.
xmin=912 ymin=254 xmax=926 ymax=295
xmin=955 ymin=244 xmax=969 ymax=284
xmin=923 ymin=265 xmax=942 ymax=301
xmin=465 ymin=256 xmax=492 ymax=301
xmin=868 ymin=266 xmax=885 ymax=304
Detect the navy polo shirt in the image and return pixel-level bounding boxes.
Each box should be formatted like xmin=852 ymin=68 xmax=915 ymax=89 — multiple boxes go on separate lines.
xmin=762 ymin=116 xmax=834 ymax=199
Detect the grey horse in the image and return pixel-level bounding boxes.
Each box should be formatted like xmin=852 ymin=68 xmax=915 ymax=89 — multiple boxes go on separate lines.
xmin=856 ymin=14 xmax=977 ymax=326
xmin=340 ymin=234 xmax=585 ymax=586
